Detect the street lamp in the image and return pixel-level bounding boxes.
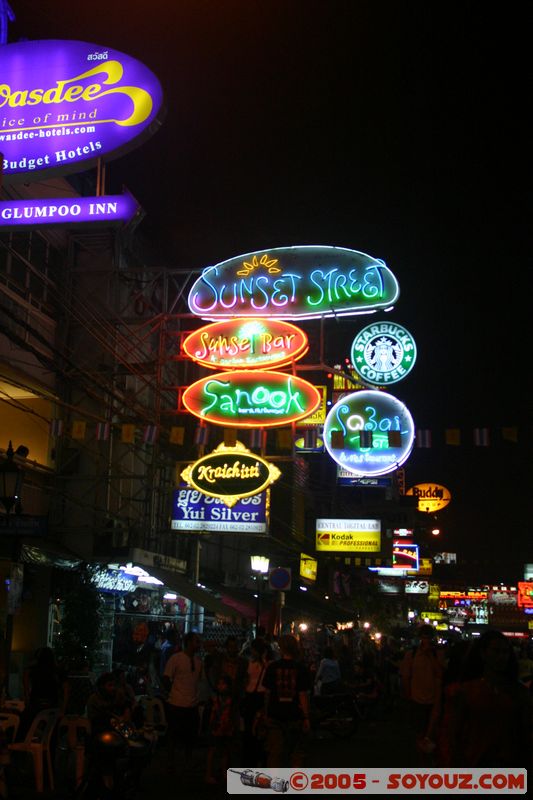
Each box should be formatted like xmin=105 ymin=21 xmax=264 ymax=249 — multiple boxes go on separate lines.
xmin=250 ymin=555 xmax=269 ymax=634
xmin=0 ymin=441 xmax=23 ymax=515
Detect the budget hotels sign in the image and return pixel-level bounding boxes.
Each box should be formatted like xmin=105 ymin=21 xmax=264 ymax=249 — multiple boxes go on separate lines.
xmin=0 ymin=40 xmax=164 ymax=180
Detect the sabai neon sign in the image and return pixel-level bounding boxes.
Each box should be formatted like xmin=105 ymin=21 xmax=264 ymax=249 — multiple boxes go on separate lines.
xmin=188 ymin=246 xmax=399 ymax=320
xmin=182 ymin=318 xmax=309 ymax=370
xmin=182 ymin=370 xmax=321 ymax=428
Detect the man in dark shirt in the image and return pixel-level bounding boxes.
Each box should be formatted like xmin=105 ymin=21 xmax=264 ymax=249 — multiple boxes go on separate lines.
xmin=262 ymin=634 xmax=311 ymax=767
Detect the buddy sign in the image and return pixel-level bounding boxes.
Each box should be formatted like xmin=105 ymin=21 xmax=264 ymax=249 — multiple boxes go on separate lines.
xmin=406 ymin=483 xmax=452 ymax=513
xmin=188 ymin=246 xmax=399 ymax=320
xmin=0 ymin=40 xmax=164 ymax=181
xmin=180 ymin=441 xmax=281 ymax=507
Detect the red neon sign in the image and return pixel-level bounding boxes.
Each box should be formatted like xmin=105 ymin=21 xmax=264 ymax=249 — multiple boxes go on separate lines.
xmin=182 ymin=370 xmax=321 ymax=428
xmin=182 ymin=318 xmax=309 ymax=371
xmin=518 ymin=582 xmax=533 ymax=608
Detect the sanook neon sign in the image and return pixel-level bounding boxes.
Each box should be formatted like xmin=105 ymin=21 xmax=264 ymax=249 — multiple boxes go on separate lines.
xmin=0 ymin=191 xmax=140 ymax=229
xmin=180 ymin=442 xmax=281 ymax=507
xmin=351 ymin=322 xmax=417 ymax=385
xmin=188 ymin=246 xmax=399 ymax=320
xmin=182 ymin=370 xmax=321 ymax=428
xmin=0 ymin=40 xmax=164 ymax=181
xmin=323 ymin=390 xmax=414 ymax=476
xmin=182 ymin=318 xmax=308 ymax=370
xmin=406 ymin=483 xmax=452 ymax=513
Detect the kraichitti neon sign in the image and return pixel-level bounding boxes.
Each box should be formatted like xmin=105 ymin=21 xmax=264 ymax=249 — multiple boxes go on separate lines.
xmin=182 ymin=318 xmax=309 ymax=370
xmin=323 ymin=389 xmax=414 ymax=476
xmin=351 ymin=321 xmax=417 ymax=385
xmin=180 ymin=442 xmax=281 ymax=507
xmin=188 ymin=246 xmax=399 ymax=320
xmin=0 ymin=40 xmax=164 ymax=180
xmin=182 ymin=370 xmax=321 ymax=427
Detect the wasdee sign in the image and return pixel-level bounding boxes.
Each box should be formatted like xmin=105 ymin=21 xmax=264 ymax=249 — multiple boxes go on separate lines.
xmin=0 ymin=40 xmax=164 ymax=180
xmin=180 ymin=441 xmax=281 ymax=507
xmin=188 ymin=246 xmax=399 ymax=320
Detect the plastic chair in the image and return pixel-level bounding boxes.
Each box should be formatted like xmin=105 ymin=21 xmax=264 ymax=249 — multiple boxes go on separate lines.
xmin=0 ymin=713 xmax=20 ymax=743
xmin=139 ymin=696 xmax=168 ymax=739
xmin=8 ymin=708 xmax=59 ymax=793
xmin=56 ymin=715 xmax=91 ymax=790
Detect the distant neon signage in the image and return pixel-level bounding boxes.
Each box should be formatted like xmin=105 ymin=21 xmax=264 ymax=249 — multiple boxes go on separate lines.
xmin=188 ymin=246 xmax=399 ymax=320
xmin=393 ymin=542 xmax=419 ymax=570
xmin=351 ymin=321 xmax=417 ymax=385
xmin=180 ymin=442 xmax=281 ymax=507
xmin=406 ymin=483 xmax=452 ymax=513
xmin=323 ymin=390 xmax=415 ymax=476
xmin=0 ymin=40 xmax=164 ymax=181
xmin=182 ymin=370 xmax=321 ymax=428
xmin=182 ymin=318 xmax=308 ymax=370
xmin=518 ymin=582 xmax=533 ymax=608
xmin=0 ymin=191 xmax=139 ymax=228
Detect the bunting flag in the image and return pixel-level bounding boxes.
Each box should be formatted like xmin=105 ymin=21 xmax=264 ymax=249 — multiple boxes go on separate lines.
xmin=96 ymin=422 xmax=110 ymax=441
xmin=121 ymin=424 xmax=136 ymax=444
xmin=359 ymin=430 xmax=373 ymax=448
xmin=395 ymin=468 xmax=406 ymax=495
xmin=276 ymin=429 xmax=293 ymax=450
xmin=502 ymin=427 xmax=518 ymax=443
xmin=473 ymin=427 xmax=490 ymax=447
xmin=50 ymin=418 xmax=63 ymax=438
xmin=249 ymin=429 xmax=265 ymax=449
xmin=194 ymin=424 xmax=209 ymax=446
xmin=71 ymin=420 xmax=86 ymax=440
xmin=169 ymin=426 xmax=185 ymax=445
xmin=143 ymin=424 xmax=159 ymax=445
xmin=223 ymin=428 xmax=237 ymax=447
xmin=445 ymin=428 xmax=461 ymax=446
xmin=387 ymin=430 xmax=401 ymax=448
xmin=416 ymin=429 xmax=431 ymax=448
xmin=330 ymin=430 xmax=344 ymax=449
xmin=303 ymin=428 xmax=318 ymax=449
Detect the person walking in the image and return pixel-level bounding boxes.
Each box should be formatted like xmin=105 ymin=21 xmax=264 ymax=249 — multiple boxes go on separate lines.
xmin=205 ymin=675 xmax=236 ymax=784
xmin=162 ymin=631 xmax=203 ymax=774
xmin=241 ymin=639 xmax=268 ymax=766
xmin=314 ymin=646 xmax=342 ymax=696
xmin=262 ymin=634 xmax=311 ymax=768
xmin=399 ymin=625 xmax=443 ymax=762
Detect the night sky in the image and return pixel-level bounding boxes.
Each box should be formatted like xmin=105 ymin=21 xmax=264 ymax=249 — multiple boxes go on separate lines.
xmin=7 ymin=2 xmax=530 ymax=581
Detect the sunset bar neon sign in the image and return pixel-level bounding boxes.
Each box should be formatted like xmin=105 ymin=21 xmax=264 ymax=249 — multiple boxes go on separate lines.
xmin=188 ymin=245 xmax=399 ymax=320
xmin=182 ymin=318 xmax=309 ymax=370
xmin=182 ymin=370 xmax=321 ymax=428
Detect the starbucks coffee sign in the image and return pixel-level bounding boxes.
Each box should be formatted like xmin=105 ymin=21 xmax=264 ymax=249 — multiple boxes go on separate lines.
xmin=180 ymin=441 xmax=281 ymax=507
xmin=351 ymin=322 xmax=416 ymax=385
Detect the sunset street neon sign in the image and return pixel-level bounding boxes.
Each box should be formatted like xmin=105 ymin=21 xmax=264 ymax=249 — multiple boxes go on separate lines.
xmin=182 ymin=318 xmax=308 ymax=370
xmin=0 ymin=191 xmax=140 ymax=229
xmin=188 ymin=246 xmax=399 ymax=320
xmin=180 ymin=441 xmax=281 ymax=507
xmin=182 ymin=370 xmax=321 ymax=428
xmin=351 ymin=321 xmax=417 ymax=385
xmin=323 ymin=389 xmax=415 ymax=476
xmin=0 ymin=40 xmax=164 ymax=181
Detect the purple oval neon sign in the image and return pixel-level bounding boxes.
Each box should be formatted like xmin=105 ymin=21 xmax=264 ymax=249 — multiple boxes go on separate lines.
xmin=0 ymin=40 xmax=164 ymax=181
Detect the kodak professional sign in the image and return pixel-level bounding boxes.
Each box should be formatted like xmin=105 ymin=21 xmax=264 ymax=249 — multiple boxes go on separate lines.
xmin=316 ymin=518 xmax=381 ymax=553
xmin=188 ymin=246 xmax=399 ymax=320
xmin=406 ymin=483 xmax=451 ymax=513
xmin=0 ymin=40 xmax=164 ymax=181
xmin=182 ymin=370 xmax=321 ymax=428
xmin=182 ymin=318 xmax=308 ymax=370
xmin=180 ymin=442 xmax=281 ymax=507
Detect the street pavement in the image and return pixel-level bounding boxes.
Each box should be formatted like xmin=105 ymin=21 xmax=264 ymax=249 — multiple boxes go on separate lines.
xmin=5 ymin=700 xmax=416 ymax=798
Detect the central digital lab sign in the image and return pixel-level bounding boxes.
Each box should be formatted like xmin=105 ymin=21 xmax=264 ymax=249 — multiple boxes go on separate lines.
xmin=0 ymin=39 xmax=164 ymax=181
xmin=188 ymin=246 xmax=399 ymax=320
xmin=323 ymin=389 xmax=415 ymax=476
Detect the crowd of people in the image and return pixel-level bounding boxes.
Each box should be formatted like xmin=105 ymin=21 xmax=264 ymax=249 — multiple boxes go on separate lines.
xmin=1 ymin=624 xmax=532 ymax=791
